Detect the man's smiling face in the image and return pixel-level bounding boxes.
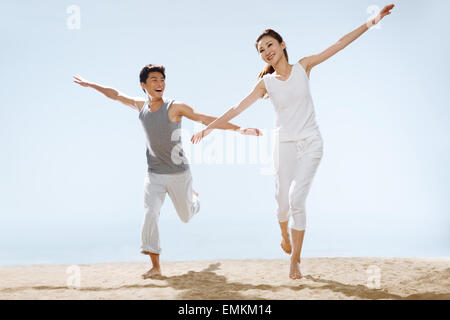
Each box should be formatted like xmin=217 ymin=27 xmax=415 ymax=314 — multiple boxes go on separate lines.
xmin=141 ymin=71 xmax=165 ymax=98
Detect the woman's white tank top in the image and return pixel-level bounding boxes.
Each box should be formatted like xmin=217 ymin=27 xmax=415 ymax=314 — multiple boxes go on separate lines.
xmin=263 ymin=62 xmax=321 ymax=141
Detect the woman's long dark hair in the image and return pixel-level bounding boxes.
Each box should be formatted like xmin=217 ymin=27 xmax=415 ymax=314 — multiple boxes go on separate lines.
xmin=255 ymin=29 xmax=289 ymax=79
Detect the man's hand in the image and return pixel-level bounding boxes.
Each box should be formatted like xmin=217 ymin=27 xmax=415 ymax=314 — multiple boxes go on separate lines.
xmin=238 ymin=128 xmax=263 ymax=136
xmin=73 ymin=75 xmax=91 ymax=87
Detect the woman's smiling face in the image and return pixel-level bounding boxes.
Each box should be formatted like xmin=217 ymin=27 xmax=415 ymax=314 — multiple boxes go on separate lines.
xmin=257 ymin=35 xmax=286 ymax=65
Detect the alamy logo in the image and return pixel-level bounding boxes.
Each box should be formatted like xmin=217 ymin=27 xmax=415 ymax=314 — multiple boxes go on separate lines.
xmin=366 ymin=265 xmax=381 ymax=289
xmin=366 ymin=5 xmax=382 ymax=30
xmin=66 ymin=5 xmax=81 ymax=30
xmin=66 ymin=265 xmax=81 ymax=289
xmin=170 ymin=124 xmax=276 ymax=175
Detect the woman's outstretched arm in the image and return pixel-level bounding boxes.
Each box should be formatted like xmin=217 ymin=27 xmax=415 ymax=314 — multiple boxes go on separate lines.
xmin=299 ymin=4 xmax=395 ymax=76
xmin=190 ymin=78 xmax=266 ymax=144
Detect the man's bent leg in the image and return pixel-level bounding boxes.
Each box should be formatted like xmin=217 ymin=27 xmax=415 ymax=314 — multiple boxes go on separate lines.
xmin=166 ymin=169 xmax=200 ymax=223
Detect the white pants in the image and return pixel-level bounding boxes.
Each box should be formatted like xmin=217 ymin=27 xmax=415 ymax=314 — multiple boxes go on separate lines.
xmin=141 ymin=169 xmax=200 ymax=254
xmin=273 ymin=134 xmax=323 ymax=231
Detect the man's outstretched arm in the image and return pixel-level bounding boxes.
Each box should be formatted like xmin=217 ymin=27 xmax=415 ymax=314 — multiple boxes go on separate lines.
xmin=73 ymin=75 xmax=145 ymax=111
xmin=175 ymin=102 xmax=262 ymax=136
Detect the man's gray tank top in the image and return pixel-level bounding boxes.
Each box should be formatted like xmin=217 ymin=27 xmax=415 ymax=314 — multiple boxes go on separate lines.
xmin=138 ymin=98 xmax=189 ymax=174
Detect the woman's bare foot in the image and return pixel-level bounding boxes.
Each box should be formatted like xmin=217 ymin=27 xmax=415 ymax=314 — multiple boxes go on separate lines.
xmin=280 ymin=232 xmax=292 ymax=254
xmin=289 ymin=258 xmax=302 ymax=280
xmin=142 ymin=267 xmax=162 ymax=279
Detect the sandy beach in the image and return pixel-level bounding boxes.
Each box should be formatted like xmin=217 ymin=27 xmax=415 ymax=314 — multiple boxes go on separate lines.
xmin=0 ymin=258 xmax=449 ymax=300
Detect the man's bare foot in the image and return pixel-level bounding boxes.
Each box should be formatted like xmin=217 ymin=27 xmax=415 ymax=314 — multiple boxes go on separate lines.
xmin=142 ymin=267 xmax=162 ymax=279
xmin=280 ymin=232 xmax=292 ymax=254
xmin=193 ymin=189 xmax=199 ymax=197
xmin=289 ymin=258 xmax=302 ymax=280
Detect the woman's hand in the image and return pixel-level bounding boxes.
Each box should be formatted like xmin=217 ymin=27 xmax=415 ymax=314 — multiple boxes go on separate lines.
xmin=238 ymin=128 xmax=263 ymax=136
xmin=379 ymin=4 xmax=395 ymax=19
xmin=73 ymin=75 xmax=91 ymax=87
xmin=370 ymin=4 xmax=395 ymax=27
xmin=191 ymin=128 xmax=212 ymax=144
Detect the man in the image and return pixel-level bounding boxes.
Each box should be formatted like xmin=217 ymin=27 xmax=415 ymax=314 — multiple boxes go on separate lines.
xmin=73 ymin=64 xmax=261 ymax=278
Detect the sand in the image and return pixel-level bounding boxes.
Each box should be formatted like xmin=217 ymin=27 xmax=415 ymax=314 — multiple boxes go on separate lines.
xmin=0 ymin=258 xmax=449 ymax=300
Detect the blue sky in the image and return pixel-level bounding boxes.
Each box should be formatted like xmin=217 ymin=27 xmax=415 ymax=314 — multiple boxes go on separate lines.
xmin=0 ymin=0 xmax=449 ymax=265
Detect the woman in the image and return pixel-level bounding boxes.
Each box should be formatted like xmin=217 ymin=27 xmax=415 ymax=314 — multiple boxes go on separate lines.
xmin=191 ymin=4 xmax=395 ymax=279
